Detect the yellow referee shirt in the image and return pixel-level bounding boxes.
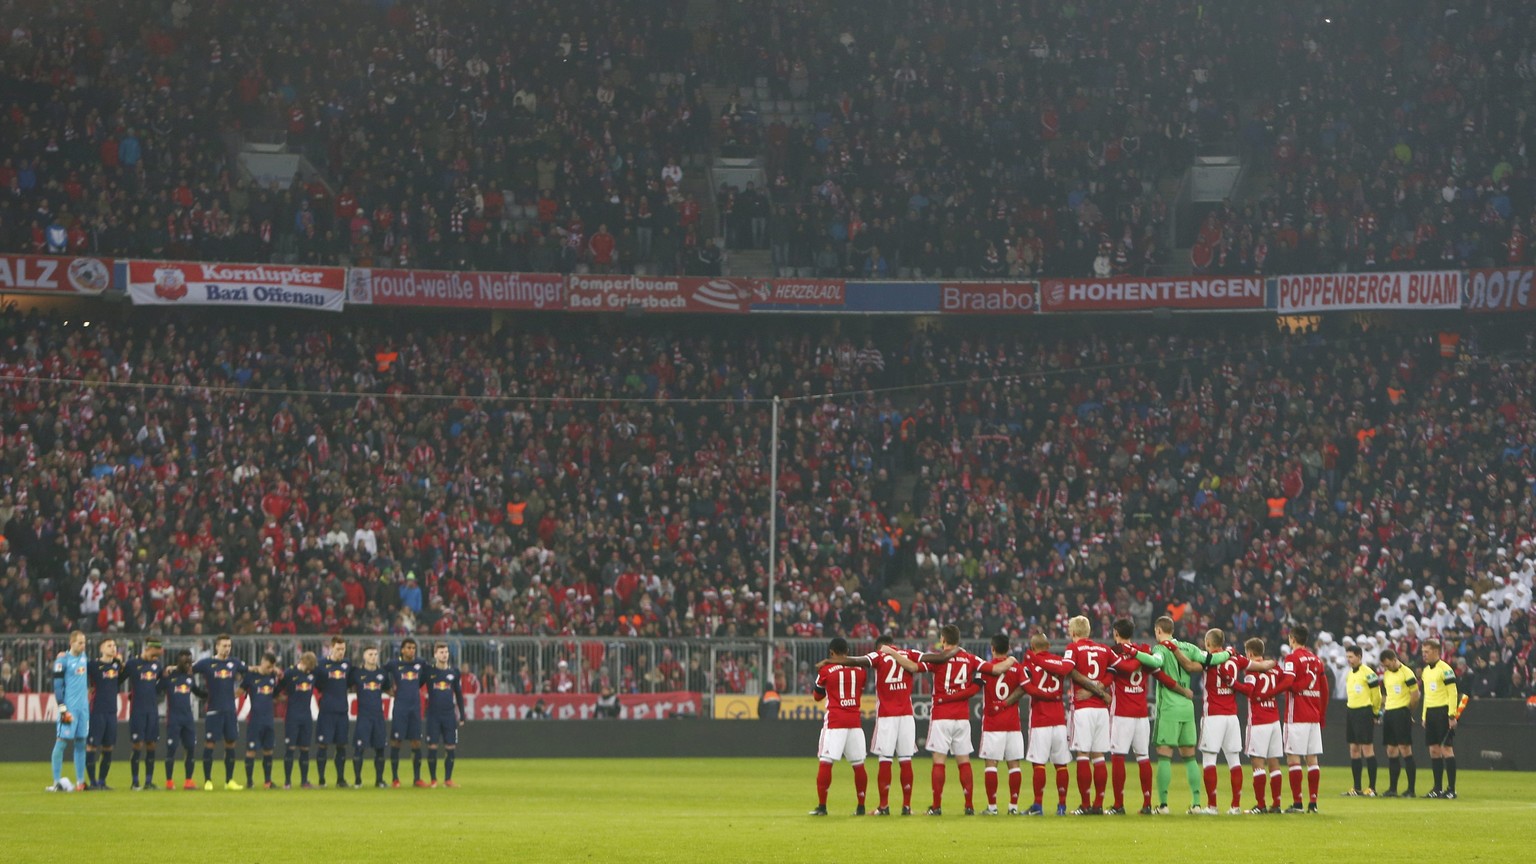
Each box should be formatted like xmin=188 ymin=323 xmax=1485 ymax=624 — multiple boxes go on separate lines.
xmin=1345 ymin=665 xmax=1383 ymax=712
xmin=1420 ymin=660 xmax=1458 ymax=721
xmin=1379 ymin=666 xmax=1417 ymax=711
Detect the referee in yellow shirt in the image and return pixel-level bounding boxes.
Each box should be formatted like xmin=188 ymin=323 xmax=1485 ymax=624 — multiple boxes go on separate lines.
xmin=1419 ymin=639 xmax=1460 ymax=799
xmin=1342 ymin=645 xmax=1382 ymax=796
xmin=1377 ymin=649 xmax=1418 ymax=797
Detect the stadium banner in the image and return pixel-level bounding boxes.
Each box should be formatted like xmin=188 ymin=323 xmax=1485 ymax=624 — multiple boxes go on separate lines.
xmin=567 ymin=274 xmax=765 ymax=313
xmin=126 ymin=260 xmax=346 ymax=311
xmin=0 ymin=252 xmax=114 ymax=296
xmin=842 ymin=280 xmax=942 ymax=313
xmin=3 ymin=691 xmax=702 ymax=722
xmin=1040 ymin=276 xmax=1264 ymax=312
xmin=347 ymin=268 xmax=564 ymax=310
xmin=749 ymin=278 xmax=846 ymax=310
xmin=939 ymin=281 xmax=1039 ymax=314
xmin=1464 ymin=268 xmax=1536 ymax=313
xmin=1275 ymin=270 xmax=1461 ymax=313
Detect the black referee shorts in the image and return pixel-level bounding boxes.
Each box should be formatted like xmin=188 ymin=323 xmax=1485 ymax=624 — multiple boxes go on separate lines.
xmin=1381 ymin=708 xmax=1412 ymax=747
xmin=1423 ymin=706 xmax=1454 ymax=747
xmin=1346 ymin=706 xmax=1376 ymax=745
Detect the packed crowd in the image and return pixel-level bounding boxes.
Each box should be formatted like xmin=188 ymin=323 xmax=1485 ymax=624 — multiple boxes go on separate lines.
xmin=0 ymin=306 xmax=1533 ymax=697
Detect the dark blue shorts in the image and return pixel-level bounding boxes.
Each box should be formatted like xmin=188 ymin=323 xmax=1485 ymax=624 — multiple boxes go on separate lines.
xmin=204 ymin=710 xmax=238 ymax=743
xmin=355 ymin=715 xmax=386 ymax=751
xmin=88 ymin=712 xmax=118 ymax=748
xmin=129 ymin=711 xmax=159 ymax=744
xmin=390 ymin=712 xmax=422 ymax=742
xmin=426 ymin=714 xmax=457 ymax=746
xmin=166 ymin=718 xmax=196 ymax=751
xmin=284 ymin=717 xmax=313 ymax=749
xmin=246 ymin=722 xmax=276 ymax=751
xmin=316 ymin=713 xmax=349 ymax=748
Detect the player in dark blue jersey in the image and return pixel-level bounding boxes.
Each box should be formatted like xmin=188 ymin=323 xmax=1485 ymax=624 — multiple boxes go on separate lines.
xmin=314 ymin=636 xmax=352 ymax=788
xmin=240 ymin=653 xmax=280 ymax=789
xmin=122 ymin=639 xmax=165 ymax=790
xmin=161 ymin=650 xmax=205 ymax=789
xmin=85 ymin=637 xmax=123 ymax=790
xmin=191 ymin=634 xmax=248 ymax=790
xmin=280 ymin=651 xmax=319 ymax=789
xmin=385 ymin=637 xmax=428 ymax=787
xmin=350 ymin=646 xmax=392 ymax=788
xmin=422 ymin=642 xmax=467 ymax=787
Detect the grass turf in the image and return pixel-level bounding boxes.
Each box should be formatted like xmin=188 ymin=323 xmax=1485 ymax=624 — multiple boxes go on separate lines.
xmin=2 ymin=760 xmax=1531 ymax=863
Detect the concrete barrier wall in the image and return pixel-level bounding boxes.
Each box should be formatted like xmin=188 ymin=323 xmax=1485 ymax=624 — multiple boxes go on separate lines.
xmin=3 ymin=702 xmax=1531 ymax=768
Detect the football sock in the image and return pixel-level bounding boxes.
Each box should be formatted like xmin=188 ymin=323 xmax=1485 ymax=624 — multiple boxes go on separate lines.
xmin=1351 ymin=757 xmax=1362 ymax=790
xmin=86 ymin=750 xmax=98 ymax=786
xmin=263 ymin=755 xmax=273 ymax=784
xmin=284 ymin=752 xmax=294 ymax=785
xmin=391 ymin=746 xmax=401 ymax=782
xmin=299 ymin=751 xmax=310 ymax=784
xmin=958 ymin=762 xmax=974 ymax=809
xmin=1307 ymin=766 xmax=1320 ymax=802
xmin=1388 ymin=756 xmax=1401 ymax=791
xmin=1155 ymin=758 xmax=1171 ymax=805
xmin=1092 ymin=758 xmax=1107 ymax=808
xmin=1204 ymin=765 xmax=1218 ymax=808
xmin=131 ymin=751 xmax=141 ymax=786
xmin=851 ymin=763 xmax=867 ymax=805
xmin=899 ymin=759 xmax=913 ymax=808
xmin=163 ymin=748 xmax=174 ymax=782
xmin=1111 ymin=755 xmax=1126 ymax=809
xmin=144 ymin=746 xmax=156 ymax=784
xmin=984 ymin=766 xmax=998 ymax=806
xmin=245 ymin=756 xmax=255 ymax=786
xmin=816 ymin=761 xmax=832 ymax=806
xmin=877 ymin=760 xmax=892 ymax=808
xmin=334 ymin=751 xmax=346 ymax=782
xmin=1229 ymin=765 xmax=1243 ymax=808
xmin=1032 ymin=765 xmax=1046 ymax=805
xmin=1008 ymin=767 xmax=1022 ymax=805
xmin=1138 ymin=759 xmax=1153 ymax=807
xmin=1269 ymin=770 xmax=1282 ymax=803
xmin=375 ymin=753 xmax=386 ymax=785
xmin=1183 ymin=758 xmax=1202 ymax=806
xmin=1366 ymin=756 xmax=1378 ymax=790
xmin=202 ymin=748 xmax=215 ymax=782
xmin=1288 ymin=764 xmax=1303 ymax=803
xmin=1252 ymin=769 xmax=1267 ymax=807
xmin=1431 ymin=757 xmax=1443 ymax=791
xmin=1404 ymin=756 xmax=1416 ymax=793
xmin=354 ymin=754 xmax=364 ymax=785
xmin=1076 ymin=757 xmax=1091 ymax=808
xmin=51 ymin=740 xmax=65 ymax=783
xmin=1054 ymin=765 xmax=1070 ymax=807
xmin=99 ymin=751 xmax=112 ymax=785
xmin=74 ymin=743 xmax=86 ymax=786
xmin=1445 ymin=757 xmax=1456 ymax=792
xmin=930 ymin=763 xmax=944 ymax=809
xmin=413 ymin=748 xmax=423 ymax=782
xmin=224 ymin=751 xmax=236 ymax=782
xmin=316 ymin=747 xmax=328 ymax=783
xmin=427 ymin=747 xmax=438 ymax=781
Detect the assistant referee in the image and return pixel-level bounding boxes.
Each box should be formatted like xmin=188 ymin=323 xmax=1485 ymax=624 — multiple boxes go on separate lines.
xmin=1419 ymin=638 xmax=1460 ymax=799
xmin=1377 ymin=649 xmax=1418 ymax=797
xmin=1342 ymin=645 xmax=1381 ymax=796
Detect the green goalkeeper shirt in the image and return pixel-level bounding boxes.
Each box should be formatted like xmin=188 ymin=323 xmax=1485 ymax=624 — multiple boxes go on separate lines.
xmin=1150 ymin=640 xmax=1230 ymax=716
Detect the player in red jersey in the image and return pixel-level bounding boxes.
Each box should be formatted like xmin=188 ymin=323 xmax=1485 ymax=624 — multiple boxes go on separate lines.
xmin=808 ymin=638 xmax=869 ymax=816
xmin=1233 ymin=637 xmax=1286 ymax=814
xmin=1004 ymin=633 xmax=1074 ymax=816
xmin=1062 ymin=616 xmax=1116 ymax=814
xmin=1106 ymin=618 xmax=1189 ymax=814
xmin=828 ymin=635 xmax=957 ymax=815
xmin=1276 ymin=624 xmax=1329 ymax=813
xmin=914 ymin=624 xmax=981 ymax=815
xmin=977 ymin=635 xmax=1027 ymax=815
xmin=1193 ymin=629 xmax=1274 ymax=814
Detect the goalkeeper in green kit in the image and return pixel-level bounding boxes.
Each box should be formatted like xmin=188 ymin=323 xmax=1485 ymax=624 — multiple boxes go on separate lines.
xmin=1149 ymin=616 xmax=1229 ymax=814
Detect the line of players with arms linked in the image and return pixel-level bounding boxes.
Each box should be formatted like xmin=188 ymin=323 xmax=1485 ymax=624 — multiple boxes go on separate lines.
xmin=45 ymin=632 xmax=470 ymax=792
xmin=809 ymin=615 xmax=1466 ymax=817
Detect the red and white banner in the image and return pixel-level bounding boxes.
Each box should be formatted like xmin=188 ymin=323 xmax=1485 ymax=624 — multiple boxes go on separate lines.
xmin=1276 ymin=271 xmax=1461 ymax=314
xmin=940 ymin=282 xmax=1039 ymax=314
xmin=752 ymin=278 xmax=845 ymax=307
xmin=0 ymin=253 xmax=113 ymax=295
xmin=348 ymin=268 xmax=564 ymax=310
xmin=567 ymin=274 xmax=759 ymax=313
xmin=126 ymin=261 xmax=345 ymax=312
xmin=1464 ymin=268 xmax=1536 ymax=313
xmin=1041 ymin=276 xmax=1263 ymax=312
xmin=4 ymin=690 xmax=702 ymax=723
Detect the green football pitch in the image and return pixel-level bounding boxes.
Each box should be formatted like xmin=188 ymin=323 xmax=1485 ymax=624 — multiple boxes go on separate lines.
xmin=3 ymin=760 xmax=1531 ymax=863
